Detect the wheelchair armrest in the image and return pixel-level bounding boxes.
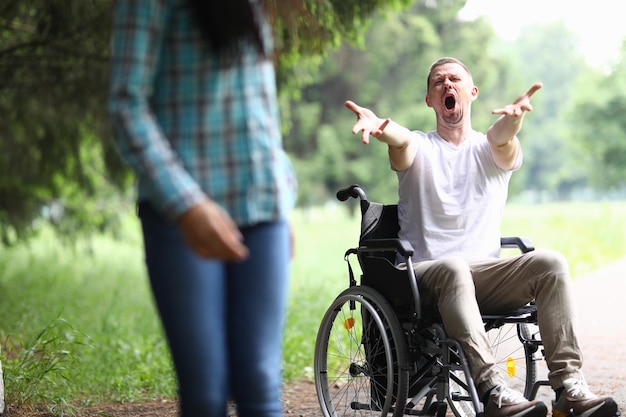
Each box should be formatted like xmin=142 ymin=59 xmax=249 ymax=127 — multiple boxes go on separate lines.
xmin=500 ymin=236 xmax=535 ymax=253
xmin=360 ymin=238 xmax=414 ymax=257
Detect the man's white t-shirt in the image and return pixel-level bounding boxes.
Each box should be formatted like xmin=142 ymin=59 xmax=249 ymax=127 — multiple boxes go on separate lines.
xmin=396 ymin=130 xmax=522 ymax=263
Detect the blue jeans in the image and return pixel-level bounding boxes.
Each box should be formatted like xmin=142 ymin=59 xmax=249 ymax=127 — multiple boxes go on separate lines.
xmin=138 ymin=203 xmax=290 ymax=417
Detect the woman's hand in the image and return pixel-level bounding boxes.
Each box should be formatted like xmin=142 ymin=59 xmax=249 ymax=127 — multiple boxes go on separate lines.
xmin=177 ymin=200 xmax=249 ymax=261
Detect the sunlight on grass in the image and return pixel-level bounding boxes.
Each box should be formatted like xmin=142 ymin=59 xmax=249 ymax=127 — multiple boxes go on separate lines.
xmin=502 ymin=201 xmax=626 ymax=277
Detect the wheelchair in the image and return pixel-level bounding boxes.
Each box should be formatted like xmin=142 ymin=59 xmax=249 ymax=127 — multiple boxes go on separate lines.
xmin=314 ymin=185 xmax=549 ymax=417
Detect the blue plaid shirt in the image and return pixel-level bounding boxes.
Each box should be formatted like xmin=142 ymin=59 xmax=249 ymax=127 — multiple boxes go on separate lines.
xmin=108 ymin=0 xmax=297 ymax=225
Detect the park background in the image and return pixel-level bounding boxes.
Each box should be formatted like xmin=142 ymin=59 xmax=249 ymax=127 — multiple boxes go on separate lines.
xmin=1 ymin=0 xmax=625 ymax=415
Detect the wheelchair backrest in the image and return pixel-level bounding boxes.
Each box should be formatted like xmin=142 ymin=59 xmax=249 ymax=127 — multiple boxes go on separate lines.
xmin=358 ymin=201 xmax=416 ymax=317
xmin=359 ymin=201 xmax=400 ymax=260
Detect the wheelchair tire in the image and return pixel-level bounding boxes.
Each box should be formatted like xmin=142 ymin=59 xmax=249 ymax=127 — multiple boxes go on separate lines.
xmin=518 ymin=322 xmax=540 ymax=398
xmin=314 ymin=286 xmax=410 ymax=417
xmin=447 ymin=322 xmax=540 ymax=417
xmin=488 ymin=322 xmax=539 ymax=399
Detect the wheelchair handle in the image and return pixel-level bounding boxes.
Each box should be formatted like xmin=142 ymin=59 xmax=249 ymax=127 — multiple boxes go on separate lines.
xmin=500 ymin=236 xmax=535 ymax=253
xmin=336 ymin=184 xmax=367 ymax=202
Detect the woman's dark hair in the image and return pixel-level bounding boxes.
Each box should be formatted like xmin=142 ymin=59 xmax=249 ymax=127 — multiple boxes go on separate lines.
xmin=185 ymin=0 xmax=265 ymax=58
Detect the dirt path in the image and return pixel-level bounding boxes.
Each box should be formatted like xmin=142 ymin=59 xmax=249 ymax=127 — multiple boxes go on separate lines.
xmin=570 ymin=258 xmax=626 ymax=409
xmin=6 ymin=259 xmax=626 ymax=416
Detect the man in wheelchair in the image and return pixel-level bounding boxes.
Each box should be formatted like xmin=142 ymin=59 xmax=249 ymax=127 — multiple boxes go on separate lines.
xmin=344 ymin=57 xmax=619 ymax=417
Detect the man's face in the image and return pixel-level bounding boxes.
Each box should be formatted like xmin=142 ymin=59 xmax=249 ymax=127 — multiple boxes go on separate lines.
xmin=425 ymin=63 xmax=478 ymax=126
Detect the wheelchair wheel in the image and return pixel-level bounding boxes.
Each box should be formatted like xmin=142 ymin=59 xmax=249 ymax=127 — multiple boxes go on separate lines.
xmin=489 ymin=322 xmax=539 ymax=398
xmin=447 ymin=322 xmax=540 ymax=417
xmin=315 ymin=286 xmax=409 ymax=417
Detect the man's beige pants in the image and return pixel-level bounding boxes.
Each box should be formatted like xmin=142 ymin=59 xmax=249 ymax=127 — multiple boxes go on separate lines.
xmin=413 ymin=249 xmax=583 ymax=398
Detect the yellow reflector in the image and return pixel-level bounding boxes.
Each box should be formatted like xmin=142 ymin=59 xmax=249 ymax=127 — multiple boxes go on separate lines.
xmin=506 ymin=357 xmax=516 ymax=377
xmin=344 ymin=317 xmax=355 ymax=330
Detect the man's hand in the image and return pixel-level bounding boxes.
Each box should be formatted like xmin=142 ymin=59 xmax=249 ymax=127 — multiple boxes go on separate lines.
xmin=487 ymin=82 xmax=543 ymax=170
xmin=492 ymin=82 xmax=543 ymax=118
xmin=177 ymin=200 xmax=249 ymax=261
xmin=345 ymin=99 xmax=416 ymax=171
xmin=345 ymin=100 xmax=388 ymax=144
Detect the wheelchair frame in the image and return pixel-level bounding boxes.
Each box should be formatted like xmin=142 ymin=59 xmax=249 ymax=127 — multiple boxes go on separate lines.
xmin=314 ymin=185 xmax=549 ymax=417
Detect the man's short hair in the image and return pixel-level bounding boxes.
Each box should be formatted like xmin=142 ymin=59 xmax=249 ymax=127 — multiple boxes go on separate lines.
xmin=426 ymin=57 xmax=472 ymax=90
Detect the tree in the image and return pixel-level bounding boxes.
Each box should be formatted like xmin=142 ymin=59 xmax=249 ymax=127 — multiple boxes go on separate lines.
xmin=490 ymin=21 xmax=589 ymax=201
xmin=567 ymin=41 xmax=626 ymax=192
xmin=0 ymin=0 xmax=119 ymax=244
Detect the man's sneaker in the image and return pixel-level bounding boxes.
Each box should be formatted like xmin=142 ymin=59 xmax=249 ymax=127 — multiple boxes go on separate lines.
xmin=485 ymin=385 xmax=548 ymax=417
xmin=552 ymin=378 xmax=619 ymax=417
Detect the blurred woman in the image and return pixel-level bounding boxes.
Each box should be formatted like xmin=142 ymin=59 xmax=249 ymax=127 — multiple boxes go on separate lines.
xmin=108 ymin=1 xmax=297 ymax=416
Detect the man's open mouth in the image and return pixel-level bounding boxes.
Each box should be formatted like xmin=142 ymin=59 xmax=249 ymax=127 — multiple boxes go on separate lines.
xmin=445 ymin=95 xmax=456 ymax=110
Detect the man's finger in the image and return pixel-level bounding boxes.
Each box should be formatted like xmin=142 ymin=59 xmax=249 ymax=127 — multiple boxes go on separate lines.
xmin=361 ymin=129 xmax=371 ymax=144
xmin=526 ymin=82 xmax=543 ymax=98
xmin=345 ymin=100 xmax=360 ymax=113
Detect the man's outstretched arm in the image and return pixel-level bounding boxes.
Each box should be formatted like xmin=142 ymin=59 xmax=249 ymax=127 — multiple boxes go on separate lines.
xmin=487 ymin=82 xmax=543 ymax=170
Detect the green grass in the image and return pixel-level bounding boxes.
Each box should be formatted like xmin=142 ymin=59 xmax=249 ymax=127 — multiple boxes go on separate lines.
xmin=501 ymin=201 xmax=626 ymax=277
xmin=0 ymin=201 xmax=625 ymax=414
xmin=0 ymin=223 xmax=175 ymax=413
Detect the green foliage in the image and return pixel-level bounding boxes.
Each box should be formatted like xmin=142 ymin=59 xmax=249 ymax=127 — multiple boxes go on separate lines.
xmin=494 ymin=22 xmax=590 ymax=199
xmin=566 ymin=45 xmax=626 ymax=190
xmin=268 ymin=0 xmax=418 ymax=113
xmin=0 ymin=0 xmax=131 ymax=244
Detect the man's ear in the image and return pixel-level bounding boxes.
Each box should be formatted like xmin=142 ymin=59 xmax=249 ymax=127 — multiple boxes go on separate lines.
xmin=471 ymin=86 xmax=479 ymax=101
xmin=425 ymin=94 xmax=432 ymax=107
